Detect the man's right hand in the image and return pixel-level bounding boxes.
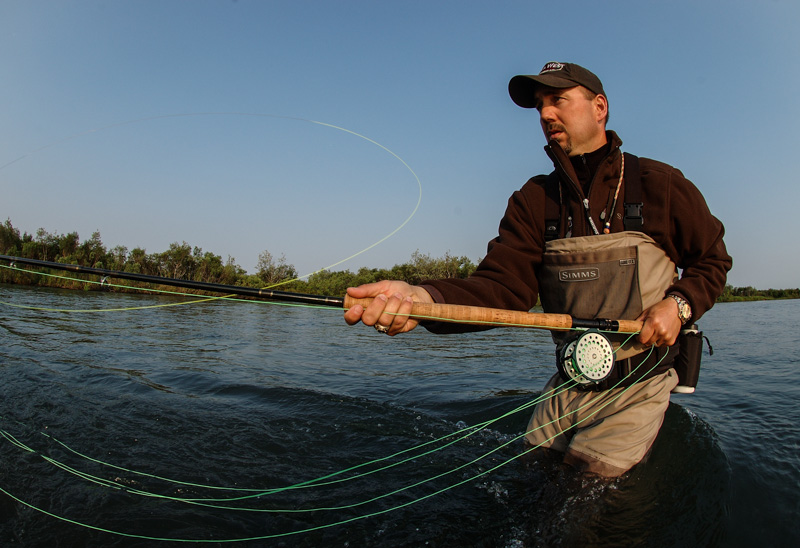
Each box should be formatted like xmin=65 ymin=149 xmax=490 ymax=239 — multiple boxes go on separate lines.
xmin=343 ymin=281 xmax=434 ymax=336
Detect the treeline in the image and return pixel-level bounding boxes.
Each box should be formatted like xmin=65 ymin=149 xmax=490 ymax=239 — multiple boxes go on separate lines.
xmin=0 ymin=220 xmax=478 ymax=297
xmin=717 ymin=284 xmax=800 ymax=302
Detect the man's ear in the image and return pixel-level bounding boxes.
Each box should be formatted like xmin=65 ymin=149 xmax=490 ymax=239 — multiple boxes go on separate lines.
xmin=595 ymin=94 xmax=609 ymax=124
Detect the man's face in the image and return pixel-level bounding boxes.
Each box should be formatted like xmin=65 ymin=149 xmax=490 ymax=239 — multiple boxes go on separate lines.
xmin=533 ymin=86 xmax=607 ymax=156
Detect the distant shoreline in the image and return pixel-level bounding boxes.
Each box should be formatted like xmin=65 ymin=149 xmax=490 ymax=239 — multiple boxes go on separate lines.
xmin=716 ymin=296 xmax=799 ymax=303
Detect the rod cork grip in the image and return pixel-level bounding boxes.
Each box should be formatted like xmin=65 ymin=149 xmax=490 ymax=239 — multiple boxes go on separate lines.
xmin=616 ymin=319 xmax=645 ymax=333
xmin=343 ymin=295 xmax=576 ymax=331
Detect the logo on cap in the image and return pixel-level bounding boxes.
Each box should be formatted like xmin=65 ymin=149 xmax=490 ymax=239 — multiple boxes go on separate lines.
xmin=540 ymin=62 xmax=565 ymax=74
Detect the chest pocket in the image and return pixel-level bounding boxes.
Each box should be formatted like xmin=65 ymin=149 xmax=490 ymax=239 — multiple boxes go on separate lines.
xmin=538 ymin=231 xmax=678 ymax=359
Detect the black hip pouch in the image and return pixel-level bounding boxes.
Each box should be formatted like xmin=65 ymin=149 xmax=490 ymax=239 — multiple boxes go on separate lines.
xmin=672 ymin=324 xmax=710 ymax=394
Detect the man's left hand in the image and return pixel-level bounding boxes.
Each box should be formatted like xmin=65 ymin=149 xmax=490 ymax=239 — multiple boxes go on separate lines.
xmin=635 ymin=298 xmax=683 ymax=347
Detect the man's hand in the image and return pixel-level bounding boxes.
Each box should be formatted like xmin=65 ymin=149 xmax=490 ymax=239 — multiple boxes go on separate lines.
xmin=343 ymin=281 xmax=434 ymax=336
xmin=635 ymin=297 xmax=683 ymax=347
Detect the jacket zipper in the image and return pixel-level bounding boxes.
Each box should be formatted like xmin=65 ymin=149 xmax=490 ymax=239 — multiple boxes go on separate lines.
xmin=547 ymin=142 xmax=619 ymax=237
xmin=548 ymin=146 xmax=600 ymax=236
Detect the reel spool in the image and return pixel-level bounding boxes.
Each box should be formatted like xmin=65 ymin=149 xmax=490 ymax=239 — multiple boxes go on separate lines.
xmin=558 ymin=329 xmax=615 ymax=386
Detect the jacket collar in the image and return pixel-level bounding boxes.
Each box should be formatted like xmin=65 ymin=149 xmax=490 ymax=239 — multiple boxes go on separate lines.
xmin=544 ymin=130 xmax=623 ymax=198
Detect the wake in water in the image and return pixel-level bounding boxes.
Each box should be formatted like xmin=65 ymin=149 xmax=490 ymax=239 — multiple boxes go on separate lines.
xmin=494 ymin=403 xmax=730 ymax=548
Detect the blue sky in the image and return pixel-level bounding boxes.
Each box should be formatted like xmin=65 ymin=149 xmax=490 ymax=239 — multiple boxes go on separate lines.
xmin=2 ymin=0 xmax=798 ymax=289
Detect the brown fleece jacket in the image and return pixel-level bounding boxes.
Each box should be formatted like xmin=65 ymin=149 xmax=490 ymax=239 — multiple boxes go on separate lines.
xmin=422 ymin=131 xmax=732 ymax=333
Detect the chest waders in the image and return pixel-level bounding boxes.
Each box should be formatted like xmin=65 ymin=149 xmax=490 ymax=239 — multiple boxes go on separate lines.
xmin=540 ymin=153 xmax=704 ymax=392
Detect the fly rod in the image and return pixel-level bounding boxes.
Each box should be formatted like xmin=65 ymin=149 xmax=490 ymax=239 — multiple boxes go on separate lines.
xmin=1 ymin=254 xmax=643 ymax=334
xmin=0 ymin=254 xmax=342 ymax=307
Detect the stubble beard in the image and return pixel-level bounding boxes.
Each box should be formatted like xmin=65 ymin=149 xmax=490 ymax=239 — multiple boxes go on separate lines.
xmin=546 ymin=123 xmax=572 ymax=155
xmin=556 ymin=133 xmax=573 ymax=156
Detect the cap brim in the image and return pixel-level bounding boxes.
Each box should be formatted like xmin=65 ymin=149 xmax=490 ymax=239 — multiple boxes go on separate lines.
xmin=508 ymin=74 xmax=579 ymax=108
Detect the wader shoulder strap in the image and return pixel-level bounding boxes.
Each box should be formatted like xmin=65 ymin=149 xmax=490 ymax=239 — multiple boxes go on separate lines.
xmin=623 ymin=152 xmax=644 ymax=231
xmin=543 ymin=171 xmax=561 ymax=242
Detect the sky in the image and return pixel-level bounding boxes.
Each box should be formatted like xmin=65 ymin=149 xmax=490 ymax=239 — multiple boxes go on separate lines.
xmin=1 ymin=0 xmax=798 ymax=289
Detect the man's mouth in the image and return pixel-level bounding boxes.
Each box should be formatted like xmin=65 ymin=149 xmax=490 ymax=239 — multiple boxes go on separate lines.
xmin=546 ymin=125 xmax=565 ymax=140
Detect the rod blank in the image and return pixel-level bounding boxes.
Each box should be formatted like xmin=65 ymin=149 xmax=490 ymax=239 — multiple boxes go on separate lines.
xmin=0 ymin=254 xmax=344 ymax=307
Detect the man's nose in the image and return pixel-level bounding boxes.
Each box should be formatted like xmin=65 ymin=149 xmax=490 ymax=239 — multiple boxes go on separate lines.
xmin=539 ymin=104 xmax=556 ymax=122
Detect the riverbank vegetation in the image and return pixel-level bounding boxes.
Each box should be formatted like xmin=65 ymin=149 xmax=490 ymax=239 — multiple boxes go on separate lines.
xmin=716 ymin=285 xmax=799 ymax=302
xmin=1 ymin=220 xmax=796 ymax=302
xmin=0 ymin=220 xmax=477 ymax=297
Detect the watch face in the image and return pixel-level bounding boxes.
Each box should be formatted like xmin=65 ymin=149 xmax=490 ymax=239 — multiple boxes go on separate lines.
xmin=670 ymin=295 xmax=690 ymax=323
xmin=680 ymin=303 xmax=691 ymax=322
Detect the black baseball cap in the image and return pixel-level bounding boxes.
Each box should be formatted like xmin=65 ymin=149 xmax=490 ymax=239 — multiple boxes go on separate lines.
xmin=509 ymin=62 xmax=606 ymax=108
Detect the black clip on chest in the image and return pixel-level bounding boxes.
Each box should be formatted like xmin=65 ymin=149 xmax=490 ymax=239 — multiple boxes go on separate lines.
xmin=622 ymin=153 xmax=643 ymax=232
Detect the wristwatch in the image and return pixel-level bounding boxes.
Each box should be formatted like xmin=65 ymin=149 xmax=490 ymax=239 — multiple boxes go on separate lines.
xmin=668 ymin=294 xmax=692 ymax=325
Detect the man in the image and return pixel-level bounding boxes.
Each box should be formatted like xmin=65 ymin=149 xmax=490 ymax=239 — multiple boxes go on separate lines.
xmin=344 ymin=62 xmax=731 ymax=477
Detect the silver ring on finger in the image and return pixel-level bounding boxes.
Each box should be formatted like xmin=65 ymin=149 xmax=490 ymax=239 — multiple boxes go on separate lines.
xmin=374 ymin=323 xmax=390 ymax=334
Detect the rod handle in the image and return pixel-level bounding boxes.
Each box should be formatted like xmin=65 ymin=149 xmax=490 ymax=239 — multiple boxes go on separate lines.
xmin=347 ymin=296 xmax=603 ymax=332
xmin=615 ymin=319 xmax=645 ymax=333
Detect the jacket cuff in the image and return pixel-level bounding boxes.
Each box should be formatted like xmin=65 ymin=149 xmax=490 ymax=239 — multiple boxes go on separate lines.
xmin=420 ymin=284 xmax=445 ymax=304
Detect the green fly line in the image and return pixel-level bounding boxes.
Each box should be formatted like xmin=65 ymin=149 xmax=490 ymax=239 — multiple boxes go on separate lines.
xmin=0 ymin=346 xmax=664 ymax=542
xmin=1 ymin=112 xmax=422 ymax=313
xmin=0 ymin=369 xmax=571 ymax=501
xmin=0 ymin=113 xmax=655 ymax=540
xmin=3 ymin=346 xmax=658 ymax=512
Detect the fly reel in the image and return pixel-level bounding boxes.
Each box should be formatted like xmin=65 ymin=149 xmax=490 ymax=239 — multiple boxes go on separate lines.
xmin=557 ymin=329 xmax=615 ymax=386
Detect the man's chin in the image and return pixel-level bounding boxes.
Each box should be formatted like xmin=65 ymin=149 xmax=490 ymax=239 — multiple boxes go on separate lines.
xmin=550 ymin=135 xmax=572 ymax=155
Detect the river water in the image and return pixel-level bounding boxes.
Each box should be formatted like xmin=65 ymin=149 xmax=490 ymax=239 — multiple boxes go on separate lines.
xmin=0 ymin=284 xmax=798 ymax=547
